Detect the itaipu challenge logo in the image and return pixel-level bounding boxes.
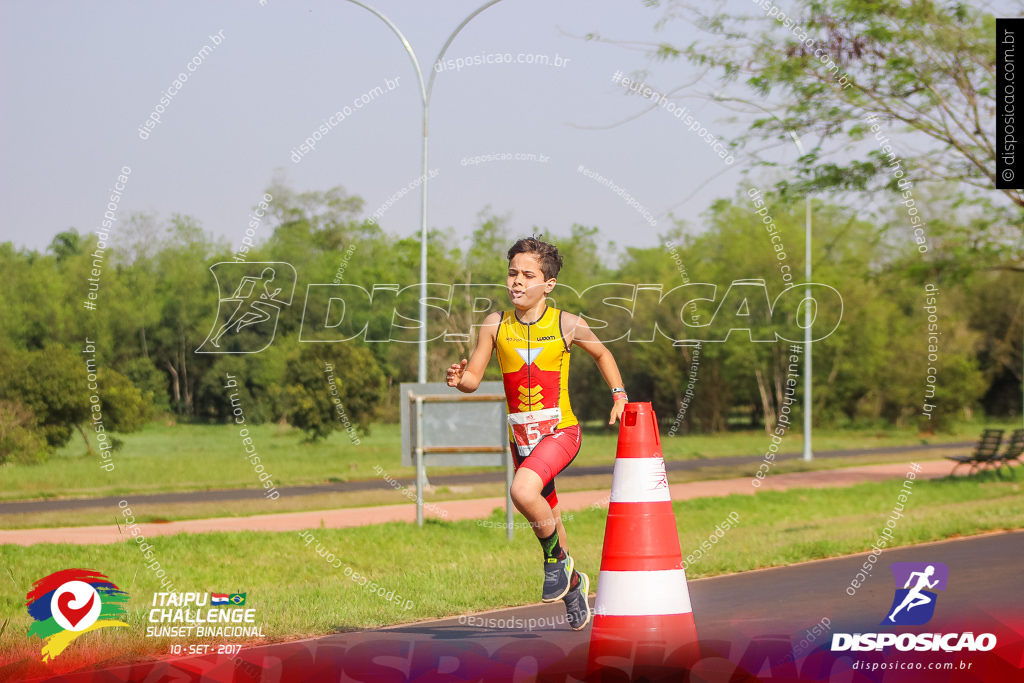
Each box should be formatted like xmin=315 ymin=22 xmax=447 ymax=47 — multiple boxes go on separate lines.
xmin=26 ymin=569 xmax=129 ymax=662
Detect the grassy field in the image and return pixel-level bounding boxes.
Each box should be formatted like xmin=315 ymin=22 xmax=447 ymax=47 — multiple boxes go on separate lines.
xmin=1 ymin=471 xmax=1021 ymax=672
xmin=1 ymin=418 xmax=1013 ymax=504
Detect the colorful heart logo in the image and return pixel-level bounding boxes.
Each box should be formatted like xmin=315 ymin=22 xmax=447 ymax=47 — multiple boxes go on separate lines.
xmin=56 ymin=591 xmax=95 ymax=629
xmin=49 ymin=581 xmax=101 ymax=632
xmin=26 ymin=569 xmax=129 ymax=662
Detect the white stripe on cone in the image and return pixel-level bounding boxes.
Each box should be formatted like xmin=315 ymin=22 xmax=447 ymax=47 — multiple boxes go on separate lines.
xmin=594 ymin=570 xmax=692 ymax=617
xmin=610 ymin=458 xmax=671 ymax=503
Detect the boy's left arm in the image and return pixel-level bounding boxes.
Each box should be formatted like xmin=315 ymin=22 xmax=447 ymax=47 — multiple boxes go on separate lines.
xmin=564 ymin=312 xmax=627 ymax=424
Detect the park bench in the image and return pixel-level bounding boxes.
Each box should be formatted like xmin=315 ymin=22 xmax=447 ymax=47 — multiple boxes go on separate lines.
xmin=945 ymin=429 xmax=1003 ymax=475
xmin=991 ymin=428 xmax=1024 ymax=474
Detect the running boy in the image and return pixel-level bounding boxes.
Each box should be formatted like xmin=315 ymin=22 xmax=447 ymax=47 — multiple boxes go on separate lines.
xmin=446 ymin=237 xmax=628 ymax=630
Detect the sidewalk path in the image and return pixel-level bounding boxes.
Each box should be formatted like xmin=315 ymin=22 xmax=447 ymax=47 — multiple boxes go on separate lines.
xmin=1 ymin=460 xmax=947 ymax=547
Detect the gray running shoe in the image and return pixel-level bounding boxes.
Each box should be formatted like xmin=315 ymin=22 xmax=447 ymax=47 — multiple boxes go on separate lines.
xmin=542 ymin=553 xmax=574 ymax=602
xmin=563 ymin=571 xmax=592 ymax=631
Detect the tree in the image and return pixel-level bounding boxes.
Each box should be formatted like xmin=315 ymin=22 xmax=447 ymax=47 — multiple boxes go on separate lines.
xmin=277 ymin=343 xmax=385 ymax=441
xmin=0 ymin=243 xmax=65 ymax=351
xmin=0 ymin=344 xmax=154 ymax=456
xmin=98 ymin=369 xmax=154 ymax=436
xmin=49 ymin=230 xmax=84 ymax=263
xmin=627 ymin=0 xmax=1020 ymax=270
xmin=150 ymin=214 xmax=224 ymax=416
xmin=964 ymin=271 xmax=1024 ymax=418
xmin=120 ymin=357 xmax=170 ymax=414
xmin=0 ymin=400 xmax=48 ymax=464
xmin=114 ymin=212 xmax=164 ymax=360
xmin=0 ymin=345 xmax=90 ymax=449
xmin=194 ymin=355 xmax=270 ymax=424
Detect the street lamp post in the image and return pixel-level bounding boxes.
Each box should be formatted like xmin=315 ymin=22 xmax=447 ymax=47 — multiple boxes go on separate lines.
xmin=801 ymin=157 xmax=813 ymax=463
xmin=343 ymin=0 xmax=506 ymax=383
xmin=786 ymin=132 xmax=814 ymax=462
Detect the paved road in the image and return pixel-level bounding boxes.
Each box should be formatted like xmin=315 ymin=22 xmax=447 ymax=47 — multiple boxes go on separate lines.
xmin=11 ymin=530 xmax=1021 ymax=682
xmin=0 ymin=441 xmax=970 ymax=515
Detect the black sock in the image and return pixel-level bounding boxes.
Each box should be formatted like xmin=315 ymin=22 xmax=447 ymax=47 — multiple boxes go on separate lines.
xmin=538 ymin=530 xmax=565 ymax=563
xmin=569 ymin=570 xmax=581 ymax=591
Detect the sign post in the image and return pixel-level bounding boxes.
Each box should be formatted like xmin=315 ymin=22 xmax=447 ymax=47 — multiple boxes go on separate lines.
xmin=401 ymin=382 xmax=513 ymax=539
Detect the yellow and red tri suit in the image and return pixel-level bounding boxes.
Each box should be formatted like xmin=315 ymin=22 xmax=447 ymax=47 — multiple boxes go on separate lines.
xmin=495 ymin=306 xmax=581 ymax=507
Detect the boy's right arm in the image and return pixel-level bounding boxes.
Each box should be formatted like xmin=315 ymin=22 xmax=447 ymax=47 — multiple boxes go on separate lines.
xmin=446 ymin=311 xmax=501 ymax=393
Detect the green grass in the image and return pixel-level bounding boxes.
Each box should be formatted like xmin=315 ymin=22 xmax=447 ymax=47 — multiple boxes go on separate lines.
xmin=1 ymin=418 xmax=1014 ymax=504
xmin=1 ymin=471 xmax=1020 ymax=672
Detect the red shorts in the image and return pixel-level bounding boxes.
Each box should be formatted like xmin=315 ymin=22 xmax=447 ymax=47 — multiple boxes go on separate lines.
xmin=510 ymin=424 xmax=582 ymax=509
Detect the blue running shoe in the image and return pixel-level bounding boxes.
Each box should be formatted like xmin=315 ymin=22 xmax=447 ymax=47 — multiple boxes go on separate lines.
xmin=563 ymin=571 xmax=592 ymax=630
xmin=542 ymin=553 xmax=574 ymax=602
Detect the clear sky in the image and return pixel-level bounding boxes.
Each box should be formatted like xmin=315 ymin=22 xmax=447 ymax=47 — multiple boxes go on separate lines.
xmin=1 ymin=0 xmax=795 ymax=256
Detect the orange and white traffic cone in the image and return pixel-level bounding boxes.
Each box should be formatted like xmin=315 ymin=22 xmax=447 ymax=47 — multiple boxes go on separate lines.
xmin=586 ymin=402 xmax=699 ymax=679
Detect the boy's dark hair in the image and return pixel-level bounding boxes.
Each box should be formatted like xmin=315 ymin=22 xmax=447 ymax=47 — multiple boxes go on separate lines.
xmin=507 ymin=238 xmax=563 ymax=280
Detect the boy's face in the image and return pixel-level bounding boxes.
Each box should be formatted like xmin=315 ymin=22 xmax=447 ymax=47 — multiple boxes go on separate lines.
xmin=507 ymin=252 xmax=556 ymax=310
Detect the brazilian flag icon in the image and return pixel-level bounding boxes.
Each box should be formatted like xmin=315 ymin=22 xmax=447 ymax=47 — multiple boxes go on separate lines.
xmin=229 ymin=593 xmax=246 ymax=606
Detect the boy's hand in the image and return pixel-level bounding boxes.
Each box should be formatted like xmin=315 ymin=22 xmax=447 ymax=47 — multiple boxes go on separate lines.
xmin=608 ymin=399 xmax=626 ymax=424
xmin=447 ymin=359 xmax=468 ymax=387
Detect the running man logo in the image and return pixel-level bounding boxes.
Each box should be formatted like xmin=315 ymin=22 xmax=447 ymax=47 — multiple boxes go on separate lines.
xmin=882 ymin=562 xmax=949 ymax=626
xmin=832 ymin=560 xmax=994 ymax=652
xmin=197 ymin=263 xmax=296 ymax=353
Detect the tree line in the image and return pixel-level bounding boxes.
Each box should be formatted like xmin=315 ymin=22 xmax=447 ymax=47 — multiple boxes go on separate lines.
xmin=1 ymin=177 xmax=1020 ymax=464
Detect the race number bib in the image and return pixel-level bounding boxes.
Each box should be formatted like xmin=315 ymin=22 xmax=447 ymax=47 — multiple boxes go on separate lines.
xmin=508 ymin=407 xmax=561 ymax=458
